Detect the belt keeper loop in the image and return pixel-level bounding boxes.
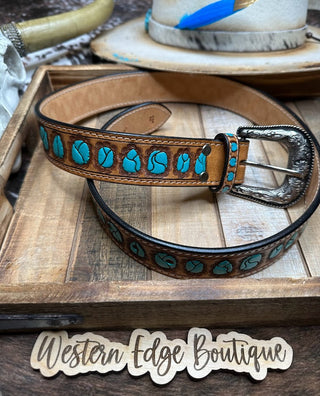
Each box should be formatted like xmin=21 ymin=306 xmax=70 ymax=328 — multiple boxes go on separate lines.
xmin=214 ymin=133 xmax=240 ymax=193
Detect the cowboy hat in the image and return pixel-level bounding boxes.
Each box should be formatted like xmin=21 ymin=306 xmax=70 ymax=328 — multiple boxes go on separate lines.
xmin=91 ymin=0 xmax=320 ymax=77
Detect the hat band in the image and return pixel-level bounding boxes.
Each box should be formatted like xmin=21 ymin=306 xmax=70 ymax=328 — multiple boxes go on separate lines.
xmin=147 ymin=16 xmax=307 ymax=52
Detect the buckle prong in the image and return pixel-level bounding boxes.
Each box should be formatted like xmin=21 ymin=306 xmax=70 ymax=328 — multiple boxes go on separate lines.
xmin=230 ymin=125 xmax=314 ymax=208
xmin=241 ymin=160 xmax=303 ymax=177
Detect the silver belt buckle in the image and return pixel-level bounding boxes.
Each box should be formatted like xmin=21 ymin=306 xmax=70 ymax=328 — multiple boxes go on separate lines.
xmin=231 ymin=125 xmax=314 ymax=208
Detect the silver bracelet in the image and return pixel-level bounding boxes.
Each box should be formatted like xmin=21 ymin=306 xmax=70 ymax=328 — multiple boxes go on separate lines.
xmin=1 ymin=22 xmax=26 ymax=56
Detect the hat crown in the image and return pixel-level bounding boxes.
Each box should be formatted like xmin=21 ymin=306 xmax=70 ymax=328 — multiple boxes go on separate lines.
xmin=152 ymin=0 xmax=308 ymax=31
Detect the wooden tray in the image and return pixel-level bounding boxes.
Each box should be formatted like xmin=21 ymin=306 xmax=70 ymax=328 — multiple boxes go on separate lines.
xmin=0 ymin=65 xmax=319 ymax=331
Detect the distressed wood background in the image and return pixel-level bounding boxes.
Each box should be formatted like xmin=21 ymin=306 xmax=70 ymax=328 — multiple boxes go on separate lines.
xmin=0 ymin=1 xmax=319 ymax=395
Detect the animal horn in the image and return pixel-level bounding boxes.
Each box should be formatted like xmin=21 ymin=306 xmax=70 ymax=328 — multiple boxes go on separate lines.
xmin=0 ymin=0 xmax=114 ymax=56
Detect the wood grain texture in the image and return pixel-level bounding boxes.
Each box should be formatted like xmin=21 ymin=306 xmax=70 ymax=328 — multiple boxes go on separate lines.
xmin=0 ymin=194 xmax=13 ymax=245
xmin=0 ymin=145 xmax=85 ymax=284
xmin=150 ymin=104 xmax=223 ymax=281
xmin=0 ymin=68 xmax=52 ymax=240
xmin=291 ymin=98 xmax=320 ymax=276
xmin=0 ymin=279 xmax=319 ymax=328
xmin=65 ymin=116 xmax=150 ymax=282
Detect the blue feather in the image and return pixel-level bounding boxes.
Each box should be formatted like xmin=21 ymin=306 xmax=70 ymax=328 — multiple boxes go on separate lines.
xmin=176 ymin=0 xmax=243 ymax=30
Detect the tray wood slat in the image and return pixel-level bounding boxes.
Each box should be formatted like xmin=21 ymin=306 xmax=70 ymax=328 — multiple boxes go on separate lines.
xmin=67 ymin=180 xmax=151 ymax=282
xmin=0 ymin=195 xmax=13 ymax=245
xmin=0 ymin=69 xmax=53 ymax=245
xmin=65 ymin=117 xmax=150 ymax=282
xmin=291 ymin=98 xmax=320 ymax=276
xmin=0 ymin=145 xmax=85 ymax=284
xmin=150 ymin=104 xmax=224 ymax=280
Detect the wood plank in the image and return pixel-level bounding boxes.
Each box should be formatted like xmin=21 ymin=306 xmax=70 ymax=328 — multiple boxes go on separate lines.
xmin=0 ymin=194 xmax=13 ymax=246
xmin=0 ymin=144 xmax=85 ymax=284
xmin=0 ymin=68 xmax=52 ymax=243
xmin=48 ymin=64 xmax=134 ymax=91
xmin=1 ymin=278 xmax=318 ymax=303
xmin=291 ymin=98 xmax=320 ymax=276
xmin=263 ymin=99 xmax=320 ymax=277
xmin=65 ymin=114 xmax=150 ymax=282
xmin=150 ymin=104 xmax=224 ymax=280
xmin=0 ymin=279 xmax=319 ymax=328
xmin=68 ymin=181 xmax=151 ymax=281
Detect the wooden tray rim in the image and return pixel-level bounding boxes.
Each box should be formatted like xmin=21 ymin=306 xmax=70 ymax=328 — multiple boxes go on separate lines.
xmin=0 ymin=277 xmax=319 ymax=304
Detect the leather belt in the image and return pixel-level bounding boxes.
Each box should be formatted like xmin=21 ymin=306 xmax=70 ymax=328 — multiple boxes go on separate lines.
xmin=36 ymin=71 xmax=320 ymax=278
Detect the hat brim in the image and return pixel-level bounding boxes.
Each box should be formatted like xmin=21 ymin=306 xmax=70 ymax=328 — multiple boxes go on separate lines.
xmin=91 ymin=17 xmax=320 ymax=76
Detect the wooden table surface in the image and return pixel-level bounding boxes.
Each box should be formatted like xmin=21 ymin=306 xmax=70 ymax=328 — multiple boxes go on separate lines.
xmin=0 ymin=1 xmax=319 ymax=395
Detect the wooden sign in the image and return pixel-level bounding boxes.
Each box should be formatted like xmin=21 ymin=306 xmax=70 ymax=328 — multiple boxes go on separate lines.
xmin=30 ymin=328 xmax=293 ymax=384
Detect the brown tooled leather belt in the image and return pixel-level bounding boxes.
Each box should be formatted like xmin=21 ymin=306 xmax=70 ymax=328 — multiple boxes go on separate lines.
xmin=36 ymin=71 xmax=320 ymax=279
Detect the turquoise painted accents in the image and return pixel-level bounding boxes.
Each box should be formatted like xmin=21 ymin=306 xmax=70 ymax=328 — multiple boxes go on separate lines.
xmin=227 ymin=172 xmax=234 ymax=181
xmin=72 ymin=140 xmax=90 ymax=165
xmin=185 ymin=260 xmax=204 ymax=274
xmin=231 ymin=142 xmax=238 ymax=152
xmin=148 ymin=150 xmax=168 ymax=174
xmin=144 ymin=8 xmax=152 ymax=32
xmin=130 ymin=241 xmax=145 ymax=258
xmin=96 ymin=207 xmax=106 ymax=225
xmin=195 ymin=153 xmax=207 ymax=175
xmin=240 ymin=254 xmax=262 ymax=271
xmin=155 ymin=253 xmax=177 ymax=269
xmin=39 ymin=126 xmax=49 ymax=150
xmin=217 ymin=133 xmax=239 ymax=192
xmin=123 ymin=149 xmax=141 ymax=173
xmin=269 ymin=244 xmax=283 ymax=259
xmin=107 ymin=221 xmax=123 ymax=243
xmin=177 ymin=153 xmax=190 ymax=173
xmin=112 ymin=53 xmax=139 ymax=63
xmin=213 ymin=260 xmax=233 ymax=275
xmin=53 ymin=135 xmax=64 ymax=159
xmin=98 ymin=147 xmax=114 ymax=168
xmin=285 ymin=232 xmax=298 ymax=250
